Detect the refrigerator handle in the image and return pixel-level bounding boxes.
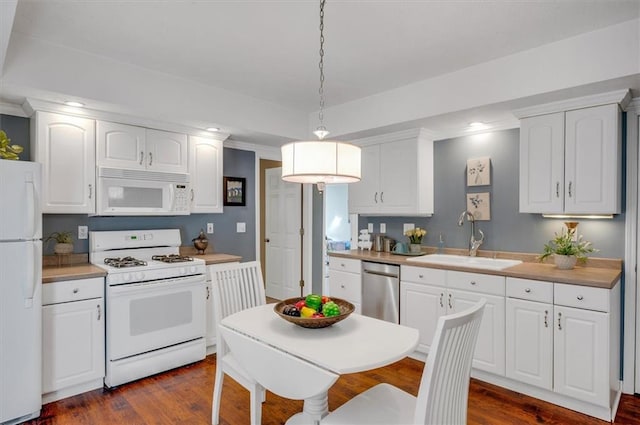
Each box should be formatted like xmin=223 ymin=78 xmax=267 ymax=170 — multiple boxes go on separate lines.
xmin=24 ymin=242 xmax=42 ymax=308
xmin=25 ymin=174 xmax=39 ymax=239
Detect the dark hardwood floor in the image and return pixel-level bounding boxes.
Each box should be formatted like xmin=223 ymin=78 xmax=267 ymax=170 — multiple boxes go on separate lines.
xmin=28 ymin=355 xmax=640 ymax=425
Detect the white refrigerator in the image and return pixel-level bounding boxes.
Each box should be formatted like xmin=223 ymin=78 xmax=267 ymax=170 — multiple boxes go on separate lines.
xmin=0 ymin=160 xmax=42 ymax=424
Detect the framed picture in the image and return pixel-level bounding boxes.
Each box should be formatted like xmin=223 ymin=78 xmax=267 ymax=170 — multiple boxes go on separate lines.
xmin=467 ymin=157 xmax=491 ymax=186
xmin=223 ymin=177 xmax=246 ymax=206
xmin=466 ymin=192 xmax=491 ymax=221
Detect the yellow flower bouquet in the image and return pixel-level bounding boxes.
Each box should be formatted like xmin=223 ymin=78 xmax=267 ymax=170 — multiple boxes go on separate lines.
xmin=404 ymin=227 xmax=427 ymax=244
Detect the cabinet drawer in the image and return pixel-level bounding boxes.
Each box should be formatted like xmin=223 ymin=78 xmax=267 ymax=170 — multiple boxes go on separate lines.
xmin=328 ymin=257 xmax=361 ymax=274
xmin=506 ymin=278 xmax=553 ymax=303
xmin=448 ymin=271 xmax=505 ymax=296
xmin=400 ymin=266 xmax=446 ymax=286
xmin=43 ymin=277 xmax=104 ymax=305
xmin=328 ymin=270 xmax=361 ymax=303
xmin=554 ymin=283 xmax=609 ymax=312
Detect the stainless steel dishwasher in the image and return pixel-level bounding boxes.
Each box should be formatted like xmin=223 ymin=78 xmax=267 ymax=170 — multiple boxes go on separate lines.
xmin=361 ymin=261 xmax=400 ymax=323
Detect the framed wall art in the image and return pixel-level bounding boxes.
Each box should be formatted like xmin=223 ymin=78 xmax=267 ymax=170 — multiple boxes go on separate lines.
xmin=223 ymin=176 xmax=246 ymax=206
xmin=466 ymin=192 xmax=491 ymax=221
xmin=467 ymin=157 xmax=490 ymax=186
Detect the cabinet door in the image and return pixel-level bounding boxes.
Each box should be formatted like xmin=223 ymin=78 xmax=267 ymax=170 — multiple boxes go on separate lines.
xmin=145 ymin=129 xmax=188 ymax=173
xmin=564 ymin=104 xmax=620 ymax=214
xmin=34 ymin=112 xmax=96 ymax=214
xmin=379 ymin=138 xmax=417 ymax=214
xmin=189 ymin=136 xmax=223 ymax=213
xmin=96 ymin=121 xmax=146 ymax=169
xmin=328 ymin=269 xmax=362 ymax=311
xmin=450 ymin=289 xmax=505 ymax=376
xmin=519 ymin=112 xmax=564 ymax=213
xmin=554 ymin=305 xmax=609 ymax=407
xmin=400 ymin=282 xmax=446 ymax=353
xmin=42 ymin=298 xmax=105 ymax=393
xmin=505 ymin=298 xmax=552 ymax=389
xmin=348 ymin=145 xmax=380 ymax=213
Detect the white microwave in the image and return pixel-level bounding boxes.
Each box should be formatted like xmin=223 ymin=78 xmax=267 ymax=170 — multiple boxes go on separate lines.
xmin=96 ymin=167 xmax=191 ymax=216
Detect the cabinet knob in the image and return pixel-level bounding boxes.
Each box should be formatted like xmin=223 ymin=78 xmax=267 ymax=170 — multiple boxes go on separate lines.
xmin=139 ymin=151 xmax=144 ymax=165
xmin=374 ymin=192 xmax=378 ymax=203
xmin=568 ymin=181 xmax=573 ymax=198
xmin=88 ymin=184 xmax=93 ymax=199
xmin=380 ymin=192 xmax=384 ymax=203
xmin=470 ymin=281 xmax=476 ymax=285
xmin=341 ymin=284 xmax=345 ymax=289
xmin=148 ymin=152 xmax=153 ymax=166
xmin=577 ymin=295 xmax=584 ymax=301
xmin=525 ymin=288 xmax=531 ymax=293
xmin=73 ymin=288 xmax=79 ymax=294
xmin=418 ymin=274 xmax=424 ymax=279
xmin=97 ymin=304 xmax=101 ymax=321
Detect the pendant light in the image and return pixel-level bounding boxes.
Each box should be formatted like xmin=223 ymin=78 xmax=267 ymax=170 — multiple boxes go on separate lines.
xmin=281 ymin=0 xmax=361 ymax=192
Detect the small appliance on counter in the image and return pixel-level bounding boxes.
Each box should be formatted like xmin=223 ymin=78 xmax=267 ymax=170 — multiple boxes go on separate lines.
xmin=357 ymin=229 xmax=372 ymax=250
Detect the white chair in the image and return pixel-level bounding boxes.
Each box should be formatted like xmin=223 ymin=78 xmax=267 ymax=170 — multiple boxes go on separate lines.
xmin=321 ymin=299 xmax=486 ymax=425
xmin=211 ymin=261 xmax=267 ymax=425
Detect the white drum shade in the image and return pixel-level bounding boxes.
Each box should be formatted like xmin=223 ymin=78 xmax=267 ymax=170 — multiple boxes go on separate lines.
xmin=281 ymin=141 xmax=361 ymax=184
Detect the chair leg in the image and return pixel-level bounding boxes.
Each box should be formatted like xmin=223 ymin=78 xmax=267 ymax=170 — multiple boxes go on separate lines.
xmin=211 ymin=367 xmax=224 ymax=425
xmin=249 ymin=384 xmax=263 ymax=425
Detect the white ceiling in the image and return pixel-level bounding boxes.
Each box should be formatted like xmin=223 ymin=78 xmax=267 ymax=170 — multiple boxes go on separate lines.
xmin=3 ymin=0 xmax=640 ymax=144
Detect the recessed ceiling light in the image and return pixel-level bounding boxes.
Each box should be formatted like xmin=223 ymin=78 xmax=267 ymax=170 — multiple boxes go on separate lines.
xmin=64 ymin=101 xmax=84 ymax=107
xmin=467 ymin=122 xmax=488 ymax=131
xmin=206 ymin=127 xmax=220 ymax=132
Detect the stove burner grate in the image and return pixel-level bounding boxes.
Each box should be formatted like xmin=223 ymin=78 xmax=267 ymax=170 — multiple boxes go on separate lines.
xmin=104 ymin=256 xmax=148 ymax=268
xmin=152 ymin=254 xmax=194 ymax=263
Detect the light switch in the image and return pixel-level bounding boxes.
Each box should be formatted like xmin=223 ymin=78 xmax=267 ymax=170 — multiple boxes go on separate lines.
xmin=237 ymin=222 xmax=246 ymax=233
xmin=78 ymin=226 xmax=88 ymax=240
xmin=380 ymin=223 xmax=386 ymax=233
xmin=403 ymin=223 xmax=415 ymax=233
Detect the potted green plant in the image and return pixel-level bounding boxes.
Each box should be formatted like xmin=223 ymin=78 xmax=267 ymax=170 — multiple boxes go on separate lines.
xmin=539 ymin=229 xmax=597 ymax=269
xmin=45 ymin=231 xmax=74 ymax=254
xmin=0 ymin=130 xmax=24 ymax=160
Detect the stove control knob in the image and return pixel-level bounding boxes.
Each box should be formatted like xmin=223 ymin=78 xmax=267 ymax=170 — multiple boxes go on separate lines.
xmin=122 ymin=273 xmax=132 ymax=282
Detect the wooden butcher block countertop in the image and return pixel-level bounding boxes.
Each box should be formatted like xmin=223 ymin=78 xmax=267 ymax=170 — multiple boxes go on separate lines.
xmin=330 ymin=249 xmax=621 ymax=289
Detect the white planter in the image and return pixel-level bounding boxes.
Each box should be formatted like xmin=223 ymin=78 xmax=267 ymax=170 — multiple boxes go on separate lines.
xmin=554 ymin=254 xmax=577 ymax=270
xmin=54 ymin=243 xmax=73 ymax=255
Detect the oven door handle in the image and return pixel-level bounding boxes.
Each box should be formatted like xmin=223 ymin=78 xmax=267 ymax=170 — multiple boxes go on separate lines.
xmin=108 ymin=275 xmax=205 ymax=296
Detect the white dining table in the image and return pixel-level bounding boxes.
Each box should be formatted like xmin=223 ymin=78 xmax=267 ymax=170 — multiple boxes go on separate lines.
xmin=220 ymin=304 xmax=419 ymax=424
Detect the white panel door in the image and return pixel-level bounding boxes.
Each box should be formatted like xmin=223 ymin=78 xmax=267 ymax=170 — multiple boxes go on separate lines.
xmin=96 ymin=121 xmax=146 ymax=169
xmin=505 ymin=298 xmax=553 ymax=390
xmin=564 ymin=104 xmax=620 ymax=214
xmin=348 ymin=145 xmax=380 ymax=213
xmin=265 ymin=167 xmax=301 ymax=300
xmin=35 ymin=112 xmax=95 ymax=214
xmin=519 ymin=112 xmax=564 ymax=213
xmin=554 ymin=305 xmax=609 ymax=406
xmin=400 ymin=282 xmax=446 ymax=353
xmin=42 ymin=297 xmax=105 ymax=393
xmin=379 ymin=138 xmax=417 ymax=213
xmin=145 ymin=129 xmax=188 ymax=173
xmin=450 ymin=289 xmax=505 ymax=376
xmin=189 ymin=136 xmax=223 ymax=213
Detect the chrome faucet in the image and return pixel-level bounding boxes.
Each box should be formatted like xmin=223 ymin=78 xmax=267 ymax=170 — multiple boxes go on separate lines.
xmin=457 ymin=210 xmax=485 ymax=257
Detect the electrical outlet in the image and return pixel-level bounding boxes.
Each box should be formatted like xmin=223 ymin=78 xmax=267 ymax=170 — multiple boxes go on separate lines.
xmin=78 ymin=225 xmax=88 ymax=240
xmin=367 ymin=223 xmax=374 ymax=233
xmin=403 ymin=223 xmax=415 ymax=233
xmin=237 ymin=222 xmax=246 ymax=233
xmin=207 ymin=223 xmax=214 ymax=234
xmin=380 ymin=223 xmax=386 ymax=233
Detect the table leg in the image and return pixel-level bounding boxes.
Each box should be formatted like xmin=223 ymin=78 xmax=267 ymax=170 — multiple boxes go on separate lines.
xmin=284 ymin=392 xmax=329 ymax=425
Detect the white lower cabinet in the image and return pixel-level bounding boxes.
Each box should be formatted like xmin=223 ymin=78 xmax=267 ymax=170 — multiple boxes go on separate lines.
xmin=328 ymin=257 xmax=362 ymax=313
xmin=42 ymin=277 xmax=105 ymax=403
xmin=504 ymin=277 xmax=620 ymax=421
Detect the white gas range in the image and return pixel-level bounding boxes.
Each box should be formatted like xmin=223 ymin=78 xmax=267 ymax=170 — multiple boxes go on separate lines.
xmin=90 ymin=229 xmax=207 ymax=388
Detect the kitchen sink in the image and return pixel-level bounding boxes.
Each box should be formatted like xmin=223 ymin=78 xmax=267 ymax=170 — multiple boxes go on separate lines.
xmin=405 ymin=254 xmax=522 ymax=270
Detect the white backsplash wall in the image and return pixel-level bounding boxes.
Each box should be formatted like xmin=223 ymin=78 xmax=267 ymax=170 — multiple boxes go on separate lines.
xmin=363 ymin=128 xmax=626 ymax=259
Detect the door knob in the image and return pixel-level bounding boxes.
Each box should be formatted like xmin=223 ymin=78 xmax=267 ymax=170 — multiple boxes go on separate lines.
xmin=264 ymin=238 xmax=270 ymax=243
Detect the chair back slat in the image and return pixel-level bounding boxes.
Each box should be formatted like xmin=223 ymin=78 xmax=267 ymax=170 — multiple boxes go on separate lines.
xmin=212 ymin=261 xmax=267 ymax=356
xmin=414 ymin=299 xmax=486 ymax=425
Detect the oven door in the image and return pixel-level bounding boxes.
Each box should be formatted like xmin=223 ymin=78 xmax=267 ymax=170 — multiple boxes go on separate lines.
xmin=107 ymin=274 xmax=206 ymax=361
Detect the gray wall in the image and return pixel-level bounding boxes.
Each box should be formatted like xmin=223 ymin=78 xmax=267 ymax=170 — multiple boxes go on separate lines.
xmin=363 ymin=128 xmax=626 ymax=259
xmin=0 ymin=113 xmax=257 ymax=260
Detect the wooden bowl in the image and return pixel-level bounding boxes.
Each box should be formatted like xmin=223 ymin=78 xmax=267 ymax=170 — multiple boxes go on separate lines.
xmin=274 ymin=297 xmax=355 ymax=329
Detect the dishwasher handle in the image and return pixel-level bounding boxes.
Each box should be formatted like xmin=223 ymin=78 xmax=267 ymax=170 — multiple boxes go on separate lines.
xmin=362 ymin=269 xmax=399 ymax=279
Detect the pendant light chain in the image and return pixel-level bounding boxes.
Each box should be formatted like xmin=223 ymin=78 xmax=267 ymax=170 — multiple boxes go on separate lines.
xmin=315 ymin=0 xmax=329 ymax=140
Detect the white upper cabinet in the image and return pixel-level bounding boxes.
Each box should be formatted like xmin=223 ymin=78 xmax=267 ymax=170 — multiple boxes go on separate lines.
xmin=348 ymin=129 xmax=434 ymax=216
xmin=189 ymin=135 xmax=223 ymax=213
xmin=32 ymin=111 xmax=96 ymax=214
xmin=97 ymin=121 xmax=188 ymax=173
xmin=519 ymin=102 xmax=622 ymax=214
